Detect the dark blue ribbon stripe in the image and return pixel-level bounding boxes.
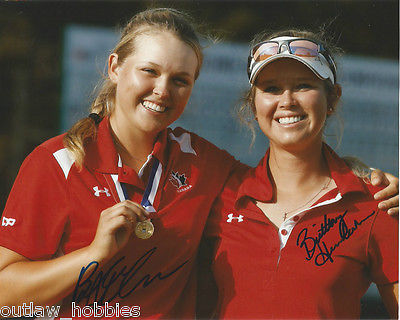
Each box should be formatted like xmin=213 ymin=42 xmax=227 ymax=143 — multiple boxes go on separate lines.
xmin=141 ymin=159 xmax=160 ymax=208
xmin=120 ymin=158 xmax=160 ymax=209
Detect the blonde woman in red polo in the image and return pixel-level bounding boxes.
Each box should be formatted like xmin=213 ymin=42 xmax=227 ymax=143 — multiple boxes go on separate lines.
xmin=0 ymin=9 xmax=241 ymax=319
xmin=205 ymin=29 xmax=398 ymax=319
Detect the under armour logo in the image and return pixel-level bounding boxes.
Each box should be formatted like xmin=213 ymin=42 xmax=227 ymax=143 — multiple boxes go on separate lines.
xmin=93 ymin=186 xmax=111 ymax=197
xmin=2 ymin=217 xmax=16 ymax=226
xmin=227 ymin=213 xmax=244 ymax=223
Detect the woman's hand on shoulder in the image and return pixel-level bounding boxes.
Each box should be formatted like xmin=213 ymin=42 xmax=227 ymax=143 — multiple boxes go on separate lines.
xmin=370 ymin=169 xmax=399 ymax=216
xmin=88 ymin=201 xmax=149 ymax=262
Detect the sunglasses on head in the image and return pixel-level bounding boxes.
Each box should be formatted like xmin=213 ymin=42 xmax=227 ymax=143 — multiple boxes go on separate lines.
xmin=247 ymin=38 xmax=337 ymax=83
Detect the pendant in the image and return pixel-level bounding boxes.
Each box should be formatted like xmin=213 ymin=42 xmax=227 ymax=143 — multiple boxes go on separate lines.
xmin=135 ymin=220 xmax=154 ymax=239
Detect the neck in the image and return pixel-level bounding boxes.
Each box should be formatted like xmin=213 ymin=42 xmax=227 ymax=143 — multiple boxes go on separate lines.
xmin=268 ymin=141 xmax=329 ymax=194
xmin=109 ymin=117 xmax=157 ymax=170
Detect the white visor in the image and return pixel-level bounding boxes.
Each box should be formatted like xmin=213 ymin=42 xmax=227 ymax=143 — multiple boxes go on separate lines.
xmin=248 ymin=36 xmax=336 ymax=85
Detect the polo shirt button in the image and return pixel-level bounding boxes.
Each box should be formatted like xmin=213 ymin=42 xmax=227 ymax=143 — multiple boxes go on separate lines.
xmin=123 ymin=171 xmax=127 ymax=175
xmin=281 ymin=229 xmax=288 ymax=236
xmin=293 ymin=216 xmax=300 ymax=222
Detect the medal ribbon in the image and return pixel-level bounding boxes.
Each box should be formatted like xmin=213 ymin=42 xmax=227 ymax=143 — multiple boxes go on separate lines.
xmin=140 ymin=158 xmax=161 ymax=212
xmin=111 ymin=158 xmax=162 ymax=213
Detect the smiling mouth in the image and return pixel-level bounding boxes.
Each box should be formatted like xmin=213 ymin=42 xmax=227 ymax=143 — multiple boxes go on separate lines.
xmin=277 ymin=115 xmax=305 ymax=124
xmin=142 ymin=101 xmax=167 ymax=113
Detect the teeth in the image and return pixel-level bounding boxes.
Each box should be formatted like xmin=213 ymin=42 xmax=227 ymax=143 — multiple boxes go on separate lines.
xmin=142 ymin=101 xmax=166 ymax=113
xmin=278 ymin=116 xmax=303 ymax=124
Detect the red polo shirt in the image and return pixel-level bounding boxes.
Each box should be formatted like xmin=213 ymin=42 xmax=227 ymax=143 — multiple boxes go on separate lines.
xmin=206 ymin=144 xmax=398 ymax=319
xmin=0 ymin=118 xmax=239 ymax=319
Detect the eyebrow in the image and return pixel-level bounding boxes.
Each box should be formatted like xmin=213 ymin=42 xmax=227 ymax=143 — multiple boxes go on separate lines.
xmin=141 ymin=61 xmax=194 ymax=78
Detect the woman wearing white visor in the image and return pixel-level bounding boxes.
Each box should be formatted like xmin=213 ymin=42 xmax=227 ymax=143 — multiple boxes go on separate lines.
xmin=203 ymin=29 xmax=398 ymax=319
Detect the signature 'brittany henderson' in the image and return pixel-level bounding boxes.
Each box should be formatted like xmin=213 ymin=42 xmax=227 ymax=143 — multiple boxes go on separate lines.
xmin=296 ymin=210 xmax=376 ymax=266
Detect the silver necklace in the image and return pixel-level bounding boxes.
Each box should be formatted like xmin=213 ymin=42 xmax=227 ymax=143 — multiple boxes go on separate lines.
xmin=281 ymin=177 xmax=332 ymax=221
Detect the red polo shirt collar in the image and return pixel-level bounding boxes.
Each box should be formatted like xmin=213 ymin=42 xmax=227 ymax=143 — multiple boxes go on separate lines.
xmin=85 ymin=117 xmax=169 ymax=188
xmin=236 ymin=143 xmax=367 ymax=207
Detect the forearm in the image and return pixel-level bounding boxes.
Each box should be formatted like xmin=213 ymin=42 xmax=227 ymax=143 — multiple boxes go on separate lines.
xmin=0 ymin=246 xmax=104 ymax=307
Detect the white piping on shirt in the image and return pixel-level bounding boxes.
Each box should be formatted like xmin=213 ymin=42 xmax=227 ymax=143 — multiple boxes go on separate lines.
xmin=146 ymin=163 xmax=162 ymax=213
xmin=111 ymin=174 xmax=126 ymax=202
xmin=279 ymin=192 xmax=343 ymax=250
xmin=169 ymin=132 xmax=197 ymax=155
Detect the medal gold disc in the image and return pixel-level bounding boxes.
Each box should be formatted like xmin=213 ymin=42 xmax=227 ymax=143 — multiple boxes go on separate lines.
xmin=135 ymin=220 xmax=154 ymax=239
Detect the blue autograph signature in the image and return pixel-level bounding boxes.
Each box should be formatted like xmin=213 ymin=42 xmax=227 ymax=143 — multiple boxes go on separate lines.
xmin=296 ymin=211 xmax=375 ymax=266
xmin=72 ymin=247 xmax=188 ymax=305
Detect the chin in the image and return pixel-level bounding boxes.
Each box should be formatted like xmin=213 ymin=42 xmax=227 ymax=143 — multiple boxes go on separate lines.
xmin=270 ymin=134 xmax=307 ymax=148
xmin=272 ymin=135 xmax=303 ymax=147
xmin=278 ymin=135 xmax=323 ymax=152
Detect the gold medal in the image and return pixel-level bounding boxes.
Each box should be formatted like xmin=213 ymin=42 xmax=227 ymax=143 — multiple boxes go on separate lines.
xmin=135 ymin=220 xmax=154 ymax=239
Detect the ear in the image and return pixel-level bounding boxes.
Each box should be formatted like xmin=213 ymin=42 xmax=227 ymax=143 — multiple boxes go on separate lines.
xmin=108 ymin=53 xmax=120 ymax=84
xmin=327 ymin=84 xmax=342 ymax=115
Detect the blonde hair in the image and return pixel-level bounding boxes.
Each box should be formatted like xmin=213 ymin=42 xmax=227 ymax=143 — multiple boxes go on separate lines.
xmin=342 ymin=156 xmax=372 ymax=181
xmin=63 ymin=8 xmax=203 ymax=169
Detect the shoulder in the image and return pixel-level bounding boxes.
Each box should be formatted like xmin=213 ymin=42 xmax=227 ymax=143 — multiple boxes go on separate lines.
xmin=21 ymin=134 xmax=65 ymax=163
xmin=346 ymin=177 xmax=385 ymax=206
xmin=21 ymin=133 xmax=75 ymax=180
xmin=213 ymin=163 xmax=251 ymax=210
xmin=341 ymin=178 xmax=392 ymax=233
xmin=363 ymin=180 xmax=398 ymax=228
xmin=324 ymin=145 xmax=386 ymax=202
xmin=168 ymin=127 xmax=221 ymax=153
xmin=362 ymin=180 xmax=385 ymax=197
xmin=168 ymin=127 xmax=240 ymax=165
xmin=37 ymin=133 xmax=66 ymax=152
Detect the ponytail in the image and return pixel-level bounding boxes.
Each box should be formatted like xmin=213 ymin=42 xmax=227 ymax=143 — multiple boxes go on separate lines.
xmin=63 ymin=80 xmax=115 ymax=169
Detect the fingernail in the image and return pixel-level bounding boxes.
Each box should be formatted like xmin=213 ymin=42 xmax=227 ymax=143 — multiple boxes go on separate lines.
xmin=374 ymin=193 xmax=380 ymax=200
xmin=371 ymin=178 xmax=379 ymax=185
xmin=378 ymin=202 xmax=387 ymax=210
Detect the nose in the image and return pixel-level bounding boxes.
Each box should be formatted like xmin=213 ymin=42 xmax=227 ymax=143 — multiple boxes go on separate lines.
xmin=153 ymin=77 xmax=170 ymax=99
xmin=279 ymin=89 xmax=296 ymax=109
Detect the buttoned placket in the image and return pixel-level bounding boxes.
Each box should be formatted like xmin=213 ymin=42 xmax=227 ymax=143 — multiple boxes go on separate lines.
xmin=276 ymin=192 xmax=343 ymax=266
xmin=116 ymin=155 xmax=152 ymax=198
